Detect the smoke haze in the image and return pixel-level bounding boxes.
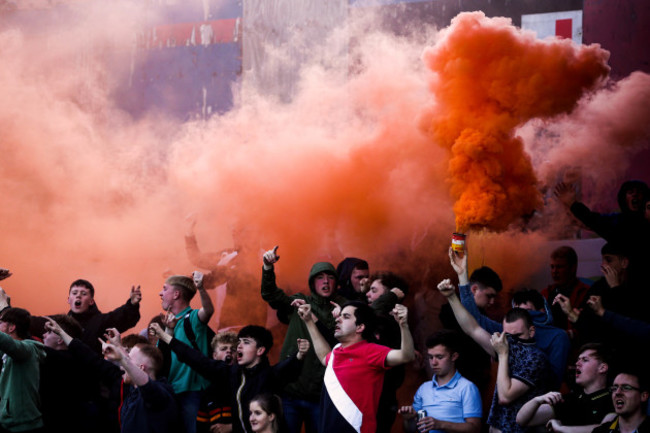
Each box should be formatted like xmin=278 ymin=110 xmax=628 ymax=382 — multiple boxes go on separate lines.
xmin=0 ymin=3 xmax=648 ymax=333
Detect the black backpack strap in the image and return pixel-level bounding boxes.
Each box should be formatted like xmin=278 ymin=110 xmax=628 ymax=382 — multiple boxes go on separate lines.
xmin=183 ymin=312 xmax=200 ymax=351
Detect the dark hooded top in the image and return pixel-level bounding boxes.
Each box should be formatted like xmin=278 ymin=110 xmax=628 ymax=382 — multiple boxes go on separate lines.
xmin=68 ymin=299 xmax=141 ymax=353
xmin=336 ymin=257 xmax=369 ymax=301
xmin=261 ymin=264 xmax=346 ymax=401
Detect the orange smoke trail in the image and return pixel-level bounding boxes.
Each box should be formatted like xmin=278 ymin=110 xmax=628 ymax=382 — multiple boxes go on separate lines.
xmin=421 ymin=12 xmax=610 ymax=232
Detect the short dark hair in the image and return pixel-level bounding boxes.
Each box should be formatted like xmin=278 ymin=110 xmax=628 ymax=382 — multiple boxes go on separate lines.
xmin=511 ymin=289 xmax=545 ymax=311
xmin=469 ymin=267 xmax=502 ymax=292
xmin=551 ymin=246 xmax=578 ymax=268
xmin=369 ymin=271 xmax=409 ymax=295
xmin=69 ymin=279 xmax=95 ymax=297
xmin=601 ymin=242 xmax=630 ymax=259
xmin=504 ymin=308 xmax=533 ymax=328
xmin=578 ymin=343 xmax=613 ymax=366
xmin=426 ymin=330 xmax=460 ymax=355
xmin=134 ymin=343 xmax=164 ymax=378
xmin=341 ymin=301 xmax=377 ymax=341
xmin=0 ymin=307 xmax=32 ymax=339
xmin=615 ymin=367 xmax=649 ymax=393
xmin=238 ymin=325 xmax=273 ymax=356
xmin=47 ymin=314 xmax=82 ymax=339
xmin=122 ymin=334 xmax=148 ymax=350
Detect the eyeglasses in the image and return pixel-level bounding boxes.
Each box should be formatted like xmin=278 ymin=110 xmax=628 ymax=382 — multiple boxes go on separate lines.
xmin=609 ymin=384 xmax=641 ymax=393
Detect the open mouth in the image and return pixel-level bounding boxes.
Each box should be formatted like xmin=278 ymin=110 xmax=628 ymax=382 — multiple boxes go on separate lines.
xmin=225 ymin=355 xmax=233 ymax=364
xmin=615 ymin=399 xmax=624 ymax=410
xmin=74 ymin=300 xmax=82 ymax=308
xmin=237 ymin=351 xmax=243 ymax=362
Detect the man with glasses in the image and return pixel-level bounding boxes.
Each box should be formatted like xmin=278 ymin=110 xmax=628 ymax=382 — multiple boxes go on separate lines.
xmin=516 ymin=343 xmax=615 ymax=432
xmin=438 ymin=279 xmax=552 ymax=433
xmin=592 ymin=369 xmax=649 ymax=433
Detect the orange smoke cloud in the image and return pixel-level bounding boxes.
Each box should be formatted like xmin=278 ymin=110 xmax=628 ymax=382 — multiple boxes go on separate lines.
xmin=421 ymin=12 xmax=610 ymax=232
xmin=0 ymin=6 xmax=456 ymax=330
xmin=1 ymin=3 xmax=642 ymax=339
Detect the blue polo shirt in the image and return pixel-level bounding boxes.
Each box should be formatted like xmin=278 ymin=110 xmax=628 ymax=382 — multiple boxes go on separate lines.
xmin=412 ymin=371 xmax=482 ymax=433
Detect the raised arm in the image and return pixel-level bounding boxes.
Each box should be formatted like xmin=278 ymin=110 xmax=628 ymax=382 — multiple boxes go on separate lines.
xmin=46 ymin=317 xmax=122 ymax=383
xmin=261 ymin=246 xmax=295 ymax=309
xmin=44 ymin=316 xmax=73 ymax=346
xmin=591 ymin=295 xmax=650 ymax=341
xmin=101 ymin=339 xmax=150 ymax=387
xmin=194 ymin=271 xmax=214 ymax=323
xmin=185 ymin=214 xmax=225 ymax=269
xmin=99 ymin=286 xmax=142 ymax=333
xmin=449 ymin=247 xmax=469 ymax=286
xmin=385 ymin=304 xmax=415 ymax=367
xmin=0 ymin=287 xmax=10 ymax=312
xmin=0 ymin=268 xmax=11 ymax=281
xmin=437 ymin=279 xmax=495 ymax=357
xmin=297 ymin=303 xmax=331 ymax=365
xmin=149 ymin=322 xmax=226 ymax=382
xmin=516 ymin=392 xmax=560 ymax=427
xmin=448 ymin=247 xmax=503 ymax=333
xmin=554 ymin=182 xmax=617 ymax=240
xmin=491 ymin=332 xmax=530 ymax=404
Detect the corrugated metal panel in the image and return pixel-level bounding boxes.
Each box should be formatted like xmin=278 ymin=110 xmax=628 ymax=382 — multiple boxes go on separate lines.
xmin=241 ymin=0 xmax=348 ymax=102
xmin=583 ymin=0 xmax=650 ymax=79
xmin=124 ymin=0 xmax=243 ymax=119
xmin=126 ymin=43 xmax=241 ymax=119
xmin=349 ymin=0 xmax=430 ymax=7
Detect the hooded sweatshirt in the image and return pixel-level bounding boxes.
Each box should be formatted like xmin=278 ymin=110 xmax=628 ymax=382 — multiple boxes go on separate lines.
xmin=459 ymin=284 xmax=569 ymax=387
xmin=570 ymin=180 xmax=649 ymax=263
xmin=68 ymin=299 xmax=141 ymax=353
xmin=336 ymin=257 xmax=369 ymax=301
xmin=261 ymin=263 xmax=346 ymax=401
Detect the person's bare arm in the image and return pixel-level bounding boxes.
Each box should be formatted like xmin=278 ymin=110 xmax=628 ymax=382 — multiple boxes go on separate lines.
xmin=449 ymin=247 xmax=469 ymax=286
xmin=385 ymin=304 xmax=415 ymax=367
xmin=438 ymin=279 xmax=495 ymax=357
xmin=516 ymin=392 xmax=560 ymax=426
xmin=491 ymin=332 xmax=530 ymax=404
xmin=0 ymin=287 xmax=10 ymax=311
xmin=149 ymin=322 xmax=172 ymax=345
xmin=101 ymin=339 xmax=150 ymax=387
xmin=194 ymin=271 xmax=214 ymax=323
xmin=546 ymin=421 xmax=607 ymax=433
xmin=553 ymin=182 xmax=577 ymax=209
xmin=44 ymin=317 xmax=73 ymax=346
xmin=297 ymin=304 xmax=330 ymax=365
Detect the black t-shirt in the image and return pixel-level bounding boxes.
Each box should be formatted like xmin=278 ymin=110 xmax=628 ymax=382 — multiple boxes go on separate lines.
xmin=554 ymin=388 xmax=613 ymax=426
xmin=592 ymin=415 xmax=650 ymax=433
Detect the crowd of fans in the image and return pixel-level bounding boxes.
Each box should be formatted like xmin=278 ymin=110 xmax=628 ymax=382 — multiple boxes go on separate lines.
xmin=0 ymin=179 xmax=648 ymax=433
